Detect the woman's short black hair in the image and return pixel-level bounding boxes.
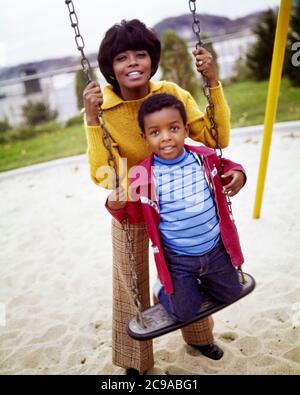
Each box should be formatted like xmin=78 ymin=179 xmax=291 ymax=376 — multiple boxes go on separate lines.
xmin=98 ymin=19 xmax=161 ymax=92
xmin=138 ymin=93 xmax=187 ymax=133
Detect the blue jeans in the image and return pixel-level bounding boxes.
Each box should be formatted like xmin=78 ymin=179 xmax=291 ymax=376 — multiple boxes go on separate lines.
xmin=158 ymin=240 xmax=243 ymax=322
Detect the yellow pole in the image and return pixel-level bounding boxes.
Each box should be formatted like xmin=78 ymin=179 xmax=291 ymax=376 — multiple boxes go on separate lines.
xmin=252 ymin=0 xmax=292 ymax=219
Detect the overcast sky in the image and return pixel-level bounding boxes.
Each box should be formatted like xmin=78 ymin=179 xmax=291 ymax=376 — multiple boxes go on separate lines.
xmin=0 ymin=0 xmax=281 ymax=68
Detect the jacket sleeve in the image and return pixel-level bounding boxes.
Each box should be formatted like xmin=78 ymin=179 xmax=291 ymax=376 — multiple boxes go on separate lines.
xmin=105 ymin=199 xmax=145 ymax=225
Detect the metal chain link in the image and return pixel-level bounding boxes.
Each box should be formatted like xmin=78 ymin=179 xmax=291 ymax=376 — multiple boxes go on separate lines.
xmin=65 ymin=0 xmax=92 ymax=84
xmin=189 ymin=0 xmax=222 ymax=158
xmin=65 ymin=0 xmax=120 ymax=189
xmin=98 ymin=108 xmax=120 ymax=190
xmin=189 ymin=0 xmax=202 ymax=49
xmin=189 ymin=0 xmax=233 ymax=220
xmin=123 ymin=219 xmax=145 ymax=327
xmin=65 ymin=0 xmax=144 ymax=326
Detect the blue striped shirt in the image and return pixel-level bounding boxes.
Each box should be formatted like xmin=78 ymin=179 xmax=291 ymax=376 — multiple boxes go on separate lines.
xmin=153 ymin=148 xmax=220 ymax=256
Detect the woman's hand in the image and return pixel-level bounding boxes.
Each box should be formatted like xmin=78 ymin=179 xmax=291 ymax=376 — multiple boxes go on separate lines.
xmin=192 ymin=47 xmax=218 ymax=87
xmin=83 ymin=81 xmax=103 ymax=125
xmin=107 ymin=186 xmax=127 ymax=210
xmin=221 ymin=170 xmax=246 ymax=197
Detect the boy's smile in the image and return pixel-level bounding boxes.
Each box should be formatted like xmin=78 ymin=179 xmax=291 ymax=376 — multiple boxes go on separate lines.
xmin=143 ymin=107 xmax=189 ymax=160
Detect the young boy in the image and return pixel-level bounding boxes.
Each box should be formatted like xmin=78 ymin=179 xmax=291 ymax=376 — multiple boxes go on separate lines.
xmin=107 ymin=93 xmax=246 ymax=325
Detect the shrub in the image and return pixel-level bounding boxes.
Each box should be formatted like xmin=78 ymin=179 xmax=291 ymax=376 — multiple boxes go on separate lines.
xmin=0 ymin=121 xmax=60 ymax=144
xmin=0 ymin=117 xmax=11 ymax=133
xmin=65 ymin=114 xmax=83 ymax=127
xmin=22 ymin=100 xmax=58 ymax=126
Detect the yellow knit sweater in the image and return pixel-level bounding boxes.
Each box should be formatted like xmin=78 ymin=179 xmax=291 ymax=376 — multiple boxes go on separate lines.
xmin=85 ymin=80 xmax=230 ymax=188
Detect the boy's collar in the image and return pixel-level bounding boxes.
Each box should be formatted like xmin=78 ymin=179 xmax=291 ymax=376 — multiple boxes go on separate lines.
xmin=102 ymin=80 xmax=163 ymax=110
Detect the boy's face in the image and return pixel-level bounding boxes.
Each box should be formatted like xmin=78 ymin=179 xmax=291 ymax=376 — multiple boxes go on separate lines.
xmin=143 ymin=107 xmax=189 ymax=160
xmin=112 ymin=50 xmax=152 ymax=93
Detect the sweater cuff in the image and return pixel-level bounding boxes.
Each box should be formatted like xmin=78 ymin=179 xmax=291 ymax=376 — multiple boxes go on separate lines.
xmin=85 ymin=125 xmax=103 ymax=150
xmin=209 ymin=81 xmax=227 ymax=106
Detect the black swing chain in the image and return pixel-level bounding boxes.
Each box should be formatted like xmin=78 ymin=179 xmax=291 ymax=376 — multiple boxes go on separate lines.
xmin=188 ymin=1 xmax=245 ymax=283
xmin=65 ymin=0 xmax=120 ymax=191
xmin=65 ymin=0 xmax=92 ymax=84
xmin=65 ymin=0 xmax=146 ymax=326
xmin=188 ymin=1 xmax=234 ymax=222
xmin=189 ymin=0 xmax=222 ymax=158
xmin=189 ymin=0 xmax=203 ymax=49
xmin=189 ymin=1 xmax=244 ymax=283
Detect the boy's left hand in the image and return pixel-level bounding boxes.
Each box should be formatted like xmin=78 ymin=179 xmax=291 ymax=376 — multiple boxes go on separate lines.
xmin=221 ymin=170 xmax=245 ymax=197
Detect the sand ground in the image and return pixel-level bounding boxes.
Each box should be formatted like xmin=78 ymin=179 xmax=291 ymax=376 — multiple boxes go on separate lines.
xmin=0 ymin=127 xmax=299 ymax=374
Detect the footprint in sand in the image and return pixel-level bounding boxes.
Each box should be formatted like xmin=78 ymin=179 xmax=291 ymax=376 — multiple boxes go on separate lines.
xmin=155 ymin=349 xmax=177 ymax=363
xmin=235 ymin=336 xmax=262 ymax=356
xmin=93 ymin=321 xmax=103 ymax=330
xmin=219 ymin=331 xmax=238 ymax=342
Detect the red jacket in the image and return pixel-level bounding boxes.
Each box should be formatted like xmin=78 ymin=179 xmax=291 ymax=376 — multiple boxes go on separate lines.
xmin=106 ymin=145 xmax=246 ymax=295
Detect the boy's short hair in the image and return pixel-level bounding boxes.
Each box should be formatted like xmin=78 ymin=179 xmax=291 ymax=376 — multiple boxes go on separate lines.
xmin=98 ymin=19 xmax=161 ymax=92
xmin=138 ymin=93 xmax=187 ymax=133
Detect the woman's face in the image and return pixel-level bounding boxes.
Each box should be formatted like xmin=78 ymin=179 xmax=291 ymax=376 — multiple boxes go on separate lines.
xmin=112 ymin=49 xmax=152 ymax=97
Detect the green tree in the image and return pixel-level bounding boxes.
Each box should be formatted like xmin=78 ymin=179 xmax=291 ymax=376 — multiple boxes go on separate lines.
xmin=246 ymin=9 xmax=278 ymax=80
xmin=160 ymin=30 xmax=199 ymax=97
xmin=284 ymin=0 xmax=300 ymax=86
xmin=75 ymin=68 xmax=96 ymax=111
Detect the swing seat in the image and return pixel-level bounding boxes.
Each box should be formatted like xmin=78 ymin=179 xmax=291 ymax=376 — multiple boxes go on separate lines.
xmin=127 ymin=272 xmax=255 ymax=341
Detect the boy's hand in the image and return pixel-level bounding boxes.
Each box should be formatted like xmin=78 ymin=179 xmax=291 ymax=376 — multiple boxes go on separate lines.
xmin=192 ymin=47 xmax=218 ymax=87
xmin=221 ymin=170 xmax=245 ymax=197
xmin=83 ymin=81 xmax=103 ymax=126
xmin=107 ymin=186 xmax=127 ymax=210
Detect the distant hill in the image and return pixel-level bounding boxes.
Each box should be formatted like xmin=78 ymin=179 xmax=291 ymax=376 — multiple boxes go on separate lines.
xmin=0 ymin=53 xmax=99 ymax=82
xmin=0 ymin=9 xmax=275 ymax=81
xmin=152 ymin=11 xmax=268 ymax=41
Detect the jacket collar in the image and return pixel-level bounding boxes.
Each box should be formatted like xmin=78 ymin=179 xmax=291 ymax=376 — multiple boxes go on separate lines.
xmin=102 ymin=80 xmax=163 ymax=110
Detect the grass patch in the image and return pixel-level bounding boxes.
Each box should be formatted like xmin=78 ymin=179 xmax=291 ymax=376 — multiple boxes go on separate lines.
xmin=223 ymin=78 xmax=300 ymax=127
xmin=0 ymin=124 xmax=86 ymax=172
